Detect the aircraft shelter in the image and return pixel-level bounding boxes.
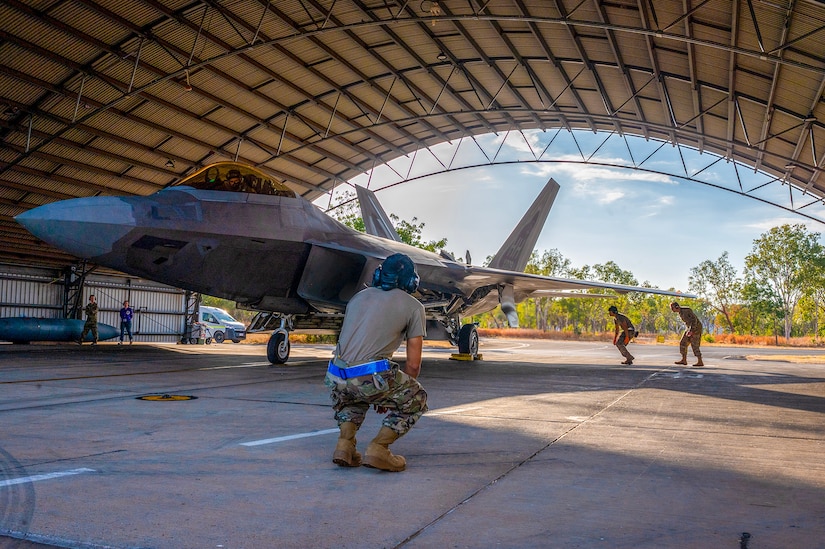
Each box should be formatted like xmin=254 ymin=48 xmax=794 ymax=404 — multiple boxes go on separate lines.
xmin=0 ymin=0 xmax=824 ymax=309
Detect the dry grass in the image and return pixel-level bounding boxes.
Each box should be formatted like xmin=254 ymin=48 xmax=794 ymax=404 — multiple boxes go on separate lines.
xmin=478 ymin=328 xmax=825 ymax=349
xmin=241 ymin=332 xmax=272 ymax=344
xmin=240 ymin=332 xmax=334 ymax=344
xmin=745 ymin=355 xmax=825 ymax=364
xmin=708 ymin=333 xmax=825 ymax=347
xmin=479 ymin=328 xmax=606 ymax=342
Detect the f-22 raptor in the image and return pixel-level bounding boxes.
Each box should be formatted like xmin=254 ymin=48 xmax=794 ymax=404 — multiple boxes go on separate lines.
xmin=16 ymin=162 xmax=686 ymax=363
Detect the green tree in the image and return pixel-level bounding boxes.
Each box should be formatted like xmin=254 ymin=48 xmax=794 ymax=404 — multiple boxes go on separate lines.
xmin=688 ymin=251 xmax=742 ymax=333
xmin=328 ymin=191 xmax=365 ymax=232
xmin=744 ymin=224 xmax=823 ymax=340
xmin=590 ymin=261 xmax=639 ymax=332
xmin=741 ymin=279 xmax=783 ymax=339
xmin=635 ymin=293 xmax=675 ymax=335
xmin=553 ymin=261 xmax=640 ymax=334
xmin=389 ymin=214 xmax=447 ymax=252
xmin=592 ymin=261 xmax=637 ymax=286
xmin=328 ymin=191 xmax=448 ymax=252
xmin=801 ymin=253 xmax=825 ymax=339
xmin=524 ymin=249 xmax=572 ymax=330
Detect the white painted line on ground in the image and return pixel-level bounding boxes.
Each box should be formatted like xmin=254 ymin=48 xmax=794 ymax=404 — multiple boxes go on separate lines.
xmin=240 ymin=428 xmax=339 ymax=447
xmin=479 ymin=342 xmax=531 ymax=352
xmin=0 ymin=468 xmax=95 ymax=488
xmin=241 ymin=405 xmax=484 ymax=448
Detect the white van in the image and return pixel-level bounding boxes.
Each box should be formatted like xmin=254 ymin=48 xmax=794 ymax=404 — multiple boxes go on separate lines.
xmin=198 ymin=306 xmax=247 ymax=343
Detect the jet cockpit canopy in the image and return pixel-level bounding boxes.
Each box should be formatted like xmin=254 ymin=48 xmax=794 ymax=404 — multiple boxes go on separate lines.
xmin=173 ymin=162 xmax=296 ymax=198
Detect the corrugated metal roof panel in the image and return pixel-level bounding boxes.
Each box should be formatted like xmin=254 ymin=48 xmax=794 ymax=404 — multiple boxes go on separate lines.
xmin=1 ymin=0 xmax=824 ymax=270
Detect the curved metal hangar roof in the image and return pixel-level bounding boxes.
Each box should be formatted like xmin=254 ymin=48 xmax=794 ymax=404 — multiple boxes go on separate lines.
xmin=1 ymin=0 xmax=824 ymax=267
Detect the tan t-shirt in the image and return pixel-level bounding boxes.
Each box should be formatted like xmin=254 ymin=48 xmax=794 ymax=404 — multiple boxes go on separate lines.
xmin=335 ymin=287 xmax=426 ymax=365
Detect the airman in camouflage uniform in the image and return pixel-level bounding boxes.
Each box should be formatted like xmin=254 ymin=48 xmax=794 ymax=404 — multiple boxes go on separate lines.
xmin=324 ymin=253 xmax=427 ymax=472
xmin=327 ymin=365 xmax=428 ymax=434
xmin=78 ymin=295 xmax=98 ymax=345
xmin=608 ymin=305 xmax=636 ymax=365
xmin=671 ymin=301 xmax=703 ymax=367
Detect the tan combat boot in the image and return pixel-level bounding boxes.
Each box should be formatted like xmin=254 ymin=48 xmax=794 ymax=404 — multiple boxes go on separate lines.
xmin=692 ymin=357 xmax=705 ymax=367
xmin=332 ymin=422 xmax=362 ymax=467
xmin=674 ymin=354 xmax=688 ymax=365
xmin=363 ymin=426 xmax=406 ymax=472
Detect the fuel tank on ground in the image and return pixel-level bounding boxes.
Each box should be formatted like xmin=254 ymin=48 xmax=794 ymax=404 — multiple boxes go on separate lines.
xmin=0 ymin=318 xmax=120 ymax=343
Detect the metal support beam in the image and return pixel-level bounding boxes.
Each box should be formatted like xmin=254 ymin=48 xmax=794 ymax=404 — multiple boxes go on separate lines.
xmin=63 ymin=261 xmax=91 ymax=320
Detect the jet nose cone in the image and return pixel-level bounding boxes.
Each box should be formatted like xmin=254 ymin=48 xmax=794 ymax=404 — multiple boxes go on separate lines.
xmin=15 ymin=197 xmax=136 ymax=258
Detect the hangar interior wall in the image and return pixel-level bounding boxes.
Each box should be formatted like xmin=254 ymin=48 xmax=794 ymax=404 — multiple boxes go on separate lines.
xmin=0 ymin=263 xmax=187 ymax=343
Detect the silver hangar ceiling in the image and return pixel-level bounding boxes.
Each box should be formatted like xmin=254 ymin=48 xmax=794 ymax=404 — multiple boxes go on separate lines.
xmin=1 ymin=0 xmax=824 ymax=268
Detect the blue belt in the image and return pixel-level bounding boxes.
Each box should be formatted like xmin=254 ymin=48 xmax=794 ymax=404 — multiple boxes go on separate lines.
xmin=327 ymin=358 xmax=390 ymax=380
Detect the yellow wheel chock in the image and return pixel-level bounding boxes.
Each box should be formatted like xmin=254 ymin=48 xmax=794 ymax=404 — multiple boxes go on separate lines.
xmin=450 ymin=352 xmax=483 ymax=361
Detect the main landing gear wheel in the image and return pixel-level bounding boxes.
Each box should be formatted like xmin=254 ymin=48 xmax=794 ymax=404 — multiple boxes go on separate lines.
xmin=213 ymin=330 xmax=225 ymax=344
xmin=457 ymin=324 xmax=479 ymax=356
xmin=267 ymin=331 xmax=290 ymax=364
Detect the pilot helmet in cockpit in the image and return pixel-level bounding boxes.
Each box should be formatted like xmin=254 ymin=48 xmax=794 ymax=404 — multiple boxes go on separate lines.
xmin=204 ymin=166 xmax=221 ymax=186
xmin=225 ymin=169 xmax=243 ymax=190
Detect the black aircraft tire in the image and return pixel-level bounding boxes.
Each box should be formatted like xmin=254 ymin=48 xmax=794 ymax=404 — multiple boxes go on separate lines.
xmin=188 ymin=338 xmax=197 ymax=344
xmin=267 ymin=332 xmax=290 ymax=364
xmin=232 ymin=339 xmax=241 ymax=344
xmin=213 ymin=331 xmax=225 ymax=344
xmin=457 ymin=324 xmax=479 ymax=356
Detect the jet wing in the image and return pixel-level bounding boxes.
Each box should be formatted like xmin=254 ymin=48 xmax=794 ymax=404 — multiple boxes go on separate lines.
xmin=482 ymin=267 xmax=688 ymax=297
xmin=420 ymin=262 xmax=691 ymax=299
xmin=415 ymin=261 xmax=692 ymax=321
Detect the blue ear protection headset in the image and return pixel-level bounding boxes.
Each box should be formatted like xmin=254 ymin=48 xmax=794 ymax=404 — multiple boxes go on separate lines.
xmin=372 ymin=253 xmax=420 ymax=293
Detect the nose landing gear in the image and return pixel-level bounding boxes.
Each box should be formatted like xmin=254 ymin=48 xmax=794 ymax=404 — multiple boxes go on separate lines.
xmin=267 ymin=329 xmax=290 ymax=364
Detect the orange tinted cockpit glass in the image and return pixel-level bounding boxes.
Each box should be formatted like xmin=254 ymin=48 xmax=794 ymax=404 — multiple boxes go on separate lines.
xmin=174 ymin=162 xmax=296 ymax=198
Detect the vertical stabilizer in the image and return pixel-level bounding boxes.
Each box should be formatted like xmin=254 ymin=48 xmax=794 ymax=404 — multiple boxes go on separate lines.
xmin=355 ymin=185 xmax=402 ymax=242
xmin=488 ymin=178 xmax=560 ymax=271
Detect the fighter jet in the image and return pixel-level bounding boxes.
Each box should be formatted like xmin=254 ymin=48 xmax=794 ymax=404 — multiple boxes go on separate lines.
xmin=16 ymin=162 xmax=688 ymax=363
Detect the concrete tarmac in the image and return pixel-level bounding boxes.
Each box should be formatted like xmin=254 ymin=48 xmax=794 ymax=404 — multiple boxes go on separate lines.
xmin=0 ymin=338 xmax=823 ymax=549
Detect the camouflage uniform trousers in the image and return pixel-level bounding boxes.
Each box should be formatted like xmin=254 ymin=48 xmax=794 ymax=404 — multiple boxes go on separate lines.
xmin=615 ymin=334 xmax=634 ymax=361
xmin=325 ymin=363 xmax=428 ymax=436
xmin=80 ymin=319 xmax=98 ymax=343
xmin=679 ymin=329 xmax=702 ymax=358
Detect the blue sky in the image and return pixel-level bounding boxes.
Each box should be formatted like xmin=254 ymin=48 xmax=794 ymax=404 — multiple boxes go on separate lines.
xmin=323 ymin=130 xmax=825 ymax=293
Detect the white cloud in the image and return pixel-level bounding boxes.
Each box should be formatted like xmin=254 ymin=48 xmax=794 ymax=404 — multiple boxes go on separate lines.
xmin=741 ymin=215 xmax=824 ymax=233
xmin=323 ymin=130 xmax=825 ymax=291
xmin=596 ymin=190 xmax=626 ymax=204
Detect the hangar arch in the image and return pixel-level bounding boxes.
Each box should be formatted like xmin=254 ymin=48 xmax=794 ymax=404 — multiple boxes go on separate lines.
xmin=0 ymin=0 xmax=824 ymax=269
xmin=325 ymin=129 xmax=825 ymax=226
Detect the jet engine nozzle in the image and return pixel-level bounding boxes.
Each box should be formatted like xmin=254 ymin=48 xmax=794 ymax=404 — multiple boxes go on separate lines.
xmin=498 ymin=283 xmax=519 ymax=328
